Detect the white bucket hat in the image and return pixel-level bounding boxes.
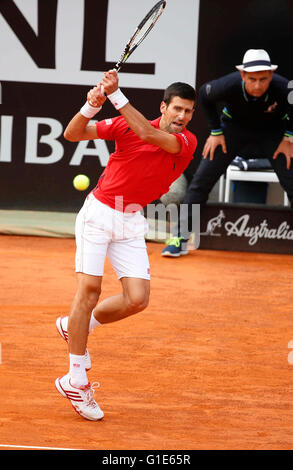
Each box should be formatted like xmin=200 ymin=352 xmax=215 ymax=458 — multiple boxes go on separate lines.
xmin=236 ymin=49 xmax=278 ymax=72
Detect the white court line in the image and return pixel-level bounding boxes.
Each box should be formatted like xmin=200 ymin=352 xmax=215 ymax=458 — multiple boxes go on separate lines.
xmin=0 ymin=444 xmax=80 ymax=450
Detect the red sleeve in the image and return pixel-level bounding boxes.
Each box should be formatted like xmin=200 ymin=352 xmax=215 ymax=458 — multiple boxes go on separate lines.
xmin=173 ymin=131 xmax=197 ymax=157
xmin=95 ymin=116 xmax=125 ymax=140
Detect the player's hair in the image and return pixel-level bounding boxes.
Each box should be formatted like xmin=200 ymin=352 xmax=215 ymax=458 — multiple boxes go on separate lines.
xmin=163 ymin=82 xmax=196 ymax=106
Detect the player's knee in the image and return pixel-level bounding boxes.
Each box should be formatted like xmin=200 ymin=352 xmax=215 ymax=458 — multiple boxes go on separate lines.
xmin=76 ymin=282 xmax=101 ymax=310
xmin=86 ymin=289 xmax=101 ymax=310
xmin=126 ymin=291 xmax=149 ymax=313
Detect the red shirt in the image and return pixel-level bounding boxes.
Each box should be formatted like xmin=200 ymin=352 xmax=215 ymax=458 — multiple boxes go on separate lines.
xmin=93 ymin=116 xmax=197 ymax=212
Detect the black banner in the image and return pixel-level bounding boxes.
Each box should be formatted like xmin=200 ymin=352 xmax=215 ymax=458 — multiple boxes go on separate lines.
xmin=0 ymin=82 xmax=164 ymax=211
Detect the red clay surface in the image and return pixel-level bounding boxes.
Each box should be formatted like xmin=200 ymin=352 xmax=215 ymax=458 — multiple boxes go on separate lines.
xmin=0 ymin=235 xmax=292 ymax=450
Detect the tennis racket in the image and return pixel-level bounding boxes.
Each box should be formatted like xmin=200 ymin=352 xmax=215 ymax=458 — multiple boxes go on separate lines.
xmin=114 ymin=1 xmax=166 ymax=72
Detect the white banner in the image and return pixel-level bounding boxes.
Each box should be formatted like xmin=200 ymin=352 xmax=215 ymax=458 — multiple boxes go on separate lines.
xmin=0 ymin=0 xmax=199 ymax=89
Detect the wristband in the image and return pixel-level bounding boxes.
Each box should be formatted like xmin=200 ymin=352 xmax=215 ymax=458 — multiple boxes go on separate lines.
xmin=107 ymin=88 xmax=129 ymax=110
xmin=284 ymin=131 xmax=293 ymax=143
xmin=211 ymin=129 xmax=223 ymax=136
xmin=80 ymin=101 xmax=102 ymax=118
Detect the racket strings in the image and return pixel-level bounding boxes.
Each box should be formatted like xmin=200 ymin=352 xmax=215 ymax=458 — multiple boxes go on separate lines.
xmin=114 ymin=1 xmax=166 ymax=71
xmin=132 ymin=6 xmax=164 ymax=48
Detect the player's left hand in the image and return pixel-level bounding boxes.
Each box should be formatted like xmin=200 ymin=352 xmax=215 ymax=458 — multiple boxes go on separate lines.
xmin=87 ymin=83 xmax=106 ymax=107
xmin=273 ymin=138 xmax=293 ymax=170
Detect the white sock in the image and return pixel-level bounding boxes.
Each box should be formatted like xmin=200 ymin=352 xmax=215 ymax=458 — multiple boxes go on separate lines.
xmin=69 ymin=353 xmax=88 ymax=388
xmin=88 ymin=309 xmax=102 ymax=334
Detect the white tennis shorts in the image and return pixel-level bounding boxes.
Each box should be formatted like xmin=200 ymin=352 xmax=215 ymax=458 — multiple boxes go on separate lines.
xmin=75 ymin=193 xmax=150 ymax=280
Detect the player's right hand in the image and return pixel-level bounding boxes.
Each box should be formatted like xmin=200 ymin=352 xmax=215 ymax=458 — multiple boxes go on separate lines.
xmin=202 ymin=134 xmax=227 ymax=160
xmin=101 ymin=69 xmax=119 ymax=96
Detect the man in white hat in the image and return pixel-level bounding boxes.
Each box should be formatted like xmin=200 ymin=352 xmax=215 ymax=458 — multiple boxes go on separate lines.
xmin=162 ymin=49 xmax=293 ymax=257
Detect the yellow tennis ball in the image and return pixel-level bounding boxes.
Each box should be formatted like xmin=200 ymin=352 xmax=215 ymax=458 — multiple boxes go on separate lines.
xmin=73 ymin=174 xmax=90 ymax=191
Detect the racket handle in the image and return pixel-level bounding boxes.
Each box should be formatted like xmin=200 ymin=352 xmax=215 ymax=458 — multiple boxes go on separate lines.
xmin=100 ymin=84 xmax=108 ymax=97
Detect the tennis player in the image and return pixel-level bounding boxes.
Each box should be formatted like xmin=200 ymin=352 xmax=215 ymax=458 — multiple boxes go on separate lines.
xmin=55 ymin=69 xmax=197 ymax=420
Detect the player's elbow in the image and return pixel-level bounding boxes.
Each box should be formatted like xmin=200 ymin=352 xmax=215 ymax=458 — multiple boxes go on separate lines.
xmin=64 ymin=128 xmax=78 ymax=142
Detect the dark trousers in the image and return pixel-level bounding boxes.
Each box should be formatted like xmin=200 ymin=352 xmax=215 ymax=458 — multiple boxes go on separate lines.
xmin=178 ymin=124 xmax=293 ymax=237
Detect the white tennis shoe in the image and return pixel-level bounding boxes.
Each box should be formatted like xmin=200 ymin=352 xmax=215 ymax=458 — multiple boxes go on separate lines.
xmin=55 ymin=374 xmax=104 ymax=421
xmin=56 ymin=316 xmax=92 ymax=371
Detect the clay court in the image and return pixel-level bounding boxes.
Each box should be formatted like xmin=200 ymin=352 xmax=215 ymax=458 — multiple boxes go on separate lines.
xmin=0 ymin=234 xmax=292 ymax=450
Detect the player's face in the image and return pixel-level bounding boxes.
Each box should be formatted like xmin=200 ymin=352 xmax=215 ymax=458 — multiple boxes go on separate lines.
xmin=241 ymin=70 xmax=273 ymax=98
xmin=160 ymin=96 xmax=195 ymax=134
